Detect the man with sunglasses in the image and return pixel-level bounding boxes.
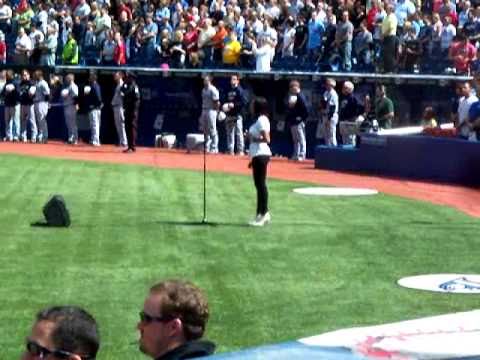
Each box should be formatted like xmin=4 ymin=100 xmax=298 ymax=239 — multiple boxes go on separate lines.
xmin=137 ymin=279 xmax=215 ymax=360
xmin=22 ymin=305 xmax=100 ymax=360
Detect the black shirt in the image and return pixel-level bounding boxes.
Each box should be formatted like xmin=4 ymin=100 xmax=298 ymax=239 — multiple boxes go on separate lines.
xmin=1 ymin=81 xmax=19 ymax=106
xmin=339 ymin=93 xmax=362 ymax=122
xmin=286 ymin=92 xmax=309 ymax=126
xmin=155 ymin=340 xmax=215 ymax=360
xmin=224 ymin=85 xmax=248 ymax=116
xmin=121 ymin=81 xmax=141 ymax=113
xmin=19 ymin=80 xmax=35 ymax=105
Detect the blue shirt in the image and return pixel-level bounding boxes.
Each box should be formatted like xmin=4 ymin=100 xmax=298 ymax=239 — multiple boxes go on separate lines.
xmin=307 ymin=19 xmax=324 ymax=50
xmin=468 ymin=100 xmax=480 ymax=122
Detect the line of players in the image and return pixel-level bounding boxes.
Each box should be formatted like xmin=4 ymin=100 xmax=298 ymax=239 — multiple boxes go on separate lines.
xmin=0 ymin=70 xmax=140 ymax=152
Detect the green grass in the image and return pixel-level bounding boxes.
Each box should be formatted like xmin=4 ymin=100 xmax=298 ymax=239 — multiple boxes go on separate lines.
xmin=0 ymin=154 xmax=479 ymax=359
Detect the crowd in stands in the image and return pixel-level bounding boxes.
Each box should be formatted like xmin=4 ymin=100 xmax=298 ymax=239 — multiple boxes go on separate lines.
xmin=0 ymin=0 xmax=479 ymax=73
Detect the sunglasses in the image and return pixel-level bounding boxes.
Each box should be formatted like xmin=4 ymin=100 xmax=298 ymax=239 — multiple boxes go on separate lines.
xmin=139 ymin=311 xmax=176 ymax=324
xmin=26 ymin=339 xmax=92 ymax=360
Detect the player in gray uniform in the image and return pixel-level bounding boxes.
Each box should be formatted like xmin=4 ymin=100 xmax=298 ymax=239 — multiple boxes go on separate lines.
xmin=18 ymin=69 xmax=36 ymax=143
xmin=62 ymin=73 xmax=79 ymax=144
xmin=199 ymin=75 xmax=220 ymax=153
xmin=1 ymin=70 xmax=20 ymax=142
xmin=111 ymin=71 xmax=127 ymax=147
xmin=33 ymin=70 xmax=50 ymax=143
xmin=319 ymin=78 xmax=339 ymax=146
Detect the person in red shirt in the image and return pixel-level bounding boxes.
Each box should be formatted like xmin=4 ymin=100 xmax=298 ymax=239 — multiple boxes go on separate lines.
xmin=117 ymin=0 xmax=132 ymax=20
xmin=366 ymin=0 xmax=380 ymax=32
xmin=113 ymin=31 xmax=126 ymax=65
xmin=449 ymin=33 xmax=476 ymax=74
xmin=0 ymin=31 xmax=6 ymax=64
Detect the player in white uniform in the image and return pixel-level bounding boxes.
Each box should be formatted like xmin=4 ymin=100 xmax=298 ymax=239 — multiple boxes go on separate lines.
xmin=62 ymin=73 xmax=79 ymax=144
xmin=33 ymin=70 xmax=50 ymax=143
xmin=199 ymin=75 xmax=220 ymax=153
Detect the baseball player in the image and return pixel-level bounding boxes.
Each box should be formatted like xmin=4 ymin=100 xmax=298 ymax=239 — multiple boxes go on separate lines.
xmin=319 ymin=78 xmax=339 ymax=146
xmin=120 ymin=71 xmax=141 ymax=153
xmin=84 ymin=72 xmax=103 ymax=146
xmin=222 ymin=74 xmax=248 ymax=155
xmin=111 ymin=71 xmax=127 ymax=147
xmin=62 ymin=73 xmax=79 ymax=145
xmin=285 ymin=80 xmax=309 ymax=161
xmin=199 ymin=75 xmax=220 ymax=153
xmin=18 ymin=69 xmax=36 ymax=143
xmin=1 ymin=70 xmax=19 ymax=142
xmin=33 ymin=70 xmax=50 ymax=143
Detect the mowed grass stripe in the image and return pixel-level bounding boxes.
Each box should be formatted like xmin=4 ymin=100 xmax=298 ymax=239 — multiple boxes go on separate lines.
xmin=0 ymin=154 xmax=478 ymax=359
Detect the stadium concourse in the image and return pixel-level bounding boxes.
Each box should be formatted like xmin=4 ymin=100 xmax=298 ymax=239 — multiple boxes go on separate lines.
xmin=0 ymin=140 xmax=479 ymax=218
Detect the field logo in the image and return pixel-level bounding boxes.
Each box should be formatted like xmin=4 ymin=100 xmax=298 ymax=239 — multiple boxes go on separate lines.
xmin=397 ymin=274 xmax=480 ymax=294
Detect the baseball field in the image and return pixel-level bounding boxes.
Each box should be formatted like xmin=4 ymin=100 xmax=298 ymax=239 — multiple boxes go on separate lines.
xmin=1 ymin=149 xmax=479 ymax=359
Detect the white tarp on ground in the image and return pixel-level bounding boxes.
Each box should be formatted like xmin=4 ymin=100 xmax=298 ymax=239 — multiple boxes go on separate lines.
xmin=300 ymin=310 xmax=480 ymax=359
xmin=293 ymin=187 xmax=379 ymax=196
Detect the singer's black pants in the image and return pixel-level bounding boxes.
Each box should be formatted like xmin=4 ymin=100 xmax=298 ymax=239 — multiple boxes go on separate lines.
xmin=252 ymin=155 xmax=270 ymax=216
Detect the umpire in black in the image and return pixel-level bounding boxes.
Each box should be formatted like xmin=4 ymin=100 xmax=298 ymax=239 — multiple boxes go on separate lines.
xmin=121 ymin=71 xmax=141 ymax=153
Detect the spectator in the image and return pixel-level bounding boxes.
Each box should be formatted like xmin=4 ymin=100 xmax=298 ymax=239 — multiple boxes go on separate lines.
xmin=62 ymin=32 xmax=79 ymax=64
xmin=293 ymin=14 xmax=308 ymax=57
xmin=353 ymin=19 xmax=373 ymax=69
xmin=14 ymin=27 xmax=32 ymax=65
xmin=418 ymin=14 xmax=433 ymax=61
xmin=0 ymin=30 xmax=5 ymax=64
xmin=449 ymin=32 xmax=476 ymax=74
xmin=29 ymin=23 xmax=44 ymax=65
xmin=253 ymin=36 xmax=272 ymax=72
xmin=461 ymin=10 xmax=480 ymax=44
xmin=113 ymin=31 xmax=127 ymax=65
xmin=74 ymin=0 xmax=91 ymax=21
xmin=137 ymin=280 xmax=215 ymax=360
xmin=307 ymin=10 xmax=325 ymax=63
xmin=375 ymin=84 xmax=394 ymax=129
xmin=440 ymin=15 xmax=456 ymax=57
xmin=170 ymin=30 xmax=186 ymax=68
xmin=240 ymin=29 xmax=255 ymax=68
xmin=223 ymin=30 xmax=241 ymax=67
xmin=282 ymin=16 xmax=296 ymax=58
xmin=95 ymin=5 xmax=112 ymax=46
xmin=118 ymin=10 xmax=133 ymax=39
xmin=456 ymin=81 xmax=478 ymax=138
xmin=431 ymin=12 xmax=443 ymax=55
xmin=0 ymin=0 xmax=12 ymax=34
xmin=184 ymin=21 xmax=199 ymax=64
xmin=16 ymin=2 xmax=34 ymax=32
xmin=421 ymin=106 xmax=438 ymax=127
xmin=438 ymin=0 xmax=456 ymax=21
xmin=211 ymin=20 xmax=228 ymax=64
xmin=21 ymin=306 xmax=100 ymax=360
xmin=395 ymin=0 xmax=416 ymax=32
xmin=381 ymin=3 xmax=398 ymax=72
xmin=198 ymin=18 xmax=215 ymax=67
xmin=72 ymin=15 xmax=86 ymax=50
xmin=399 ymin=22 xmax=421 ymax=72
xmin=142 ymin=14 xmax=158 ymax=65
xmin=101 ymin=29 xmax=116 ymax=65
